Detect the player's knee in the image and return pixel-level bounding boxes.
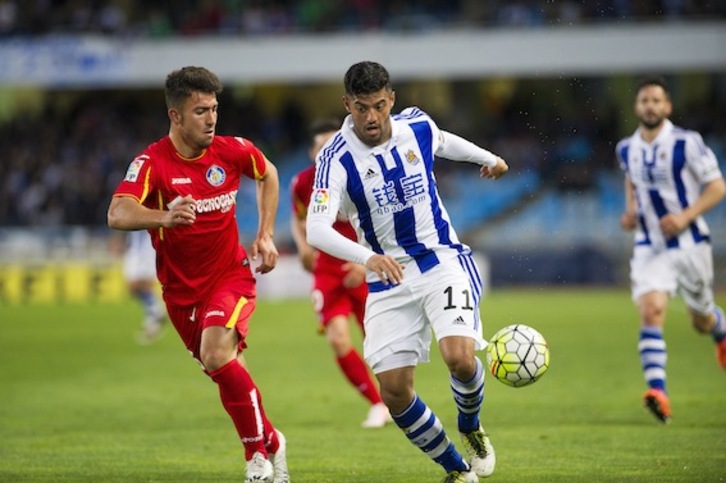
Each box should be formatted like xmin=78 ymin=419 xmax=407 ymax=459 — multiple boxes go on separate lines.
xmin=380 ymin=386 xmax=414 ymax=414
xmin=690 ymin=311 xmax=713 ymax=334
xmin=200 ymin=346 xmax=235 ymax=372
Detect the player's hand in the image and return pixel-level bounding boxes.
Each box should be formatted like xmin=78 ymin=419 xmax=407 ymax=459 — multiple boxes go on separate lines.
xmin=620 ymin=211 xmax=637 ymax=231
xmin=341 ymin=262 xmax=366 ymax=288
xmin=365 ymin=254 xmax=404 ymax=286
xmin=480 ymin=157 xmax=509 ymax=179
xmin=659 ymin=212 xmax=689 ymax=239
xmin=162 ymin=195 xmax=196 ymax=228
xmin=251 ymin=234 xmax=278 ymax=274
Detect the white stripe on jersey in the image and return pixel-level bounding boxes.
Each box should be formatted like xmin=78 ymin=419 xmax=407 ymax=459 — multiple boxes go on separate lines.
xmin=616 ymin=119 xmax=722 ymax=252
xmin=311 ymin=107 xmax=467 ymax=284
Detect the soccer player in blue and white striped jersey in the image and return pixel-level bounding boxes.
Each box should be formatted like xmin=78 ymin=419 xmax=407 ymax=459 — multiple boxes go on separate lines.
xmin=307 ymin=61 xmax=508 ymax=483
xmin=616 ymin=76 xmax=726 ymax=424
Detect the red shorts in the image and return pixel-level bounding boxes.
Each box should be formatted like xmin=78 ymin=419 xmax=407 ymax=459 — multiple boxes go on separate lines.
xmin=165 ymin=267 xmax=257 ymax=361
xmin=311 ymin=271 xmax=367 ymax=331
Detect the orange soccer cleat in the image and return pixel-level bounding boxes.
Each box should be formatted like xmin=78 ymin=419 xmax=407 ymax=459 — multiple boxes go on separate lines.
xmin=716 ymin=338 xmax=726 ymax=370
xmin=643 ymin=388 xmax=672 ymax=424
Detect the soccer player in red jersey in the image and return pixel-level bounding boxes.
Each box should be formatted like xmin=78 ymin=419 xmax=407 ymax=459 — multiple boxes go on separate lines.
xmin=290 ymin=119 xmax=391 ymax=428
xmin=107 ymin=66 xmax=288 ymax=483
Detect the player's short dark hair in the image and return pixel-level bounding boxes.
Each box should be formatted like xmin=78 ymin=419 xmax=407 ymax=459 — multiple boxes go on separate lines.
xmin=308 ymin=118 xmax=340 ymax=140
xmin=165 ymin=66 xmax=223 ymax=109
xmin=344 ymin=61 xmax=392 ymax=97
xmin=636 ymin=75 xmax=670 ymax=98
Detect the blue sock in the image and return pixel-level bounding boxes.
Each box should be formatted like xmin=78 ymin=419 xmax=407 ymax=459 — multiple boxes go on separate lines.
xmin=134 ymin=289 xmax=159 ymax=320
xmin=451 ymin=357 xmax=484 ymax=433
xmin=638 ymin=327 xmax=667 ymax=392
xmin=391 ymin=394 xmax=468 ymax=473
xmin=711 ymin=306 xmax=726 ymax=343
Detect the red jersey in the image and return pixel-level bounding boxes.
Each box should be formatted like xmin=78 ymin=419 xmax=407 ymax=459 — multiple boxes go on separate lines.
xmin=113 ymin=135 xmax=267 ymax=305
xmin=291 ymin=165 xmax=358 ymax=275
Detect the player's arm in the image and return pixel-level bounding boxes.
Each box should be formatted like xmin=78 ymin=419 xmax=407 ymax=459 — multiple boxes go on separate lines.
xmin=659 ymin=136 xmax=726 ymax=238
xmin=251 ymin=157 xmax=280 ymax=274
xmin=108 ymin=195 xmax=196 ymax=231
xmin=660 ymin=177 xmax=726 ymax=238
xmin=620 ymin=176 xmax=638 ymax=231
xmin=436 ymin=130 xmax=508 ymax=179
xmin=306 ymin=165 xmax=403 ymax=285
xmin=291 ymin=211 xmax=315 ymax=272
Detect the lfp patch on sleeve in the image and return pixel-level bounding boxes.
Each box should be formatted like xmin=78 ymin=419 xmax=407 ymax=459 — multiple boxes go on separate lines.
xmin=124 ymin=156 xmax=147 ymax=182
xmin=311 ymin=188 xmax=330 ymax=214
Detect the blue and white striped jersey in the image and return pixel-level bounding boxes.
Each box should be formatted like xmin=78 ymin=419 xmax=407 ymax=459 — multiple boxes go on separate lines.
xmin=616 ymin=119 xmax=722 ymax=251
xmin=308 ymin=107 xmax=469 ymax=283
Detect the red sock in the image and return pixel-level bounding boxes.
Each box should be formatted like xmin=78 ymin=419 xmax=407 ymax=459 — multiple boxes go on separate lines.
xmin=208 ymin=360 xmax=267 ymax=460
xmin=337 ymin=349 xmax=383 ymax=405
xmin=253 ymin=386 xmax=280 ymax=454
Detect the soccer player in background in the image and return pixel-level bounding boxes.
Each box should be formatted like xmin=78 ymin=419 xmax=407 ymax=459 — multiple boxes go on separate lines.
xmin=290 ymin=118 xmax=391 ymax=429
xmin=616 ymin=76 xmax=726 ymax=424
xmin=118 ymin=230 xmax=166 ymax=343
xmin=107 ymin=66 xmax=289 ymax=483
xmin=306 ymin=61 xmax=509 ymax=483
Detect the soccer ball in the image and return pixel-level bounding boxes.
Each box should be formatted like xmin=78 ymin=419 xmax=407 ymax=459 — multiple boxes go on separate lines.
xmin=485 ymin=324 xmax=550 ymax=388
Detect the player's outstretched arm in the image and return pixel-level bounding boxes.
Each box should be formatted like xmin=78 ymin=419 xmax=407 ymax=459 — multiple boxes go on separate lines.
xmin=251 ymin=158 xmax=280 ymax=274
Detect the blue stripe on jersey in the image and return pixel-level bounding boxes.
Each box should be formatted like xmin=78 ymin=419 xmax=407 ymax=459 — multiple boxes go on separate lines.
xmin=648 ymin=188 xmax=679 ymax=249
xmin=315 ymin=133 xmax=345 ymax=189
xmin=378 ymin=150 xmax=439 ymax=273
xmin=618 ymin=144 xmax=630 ymax=170
xmin=394 ymin=107 xmax=424 ymax=120
xmin=409 ymin=121 xmax=464 ymax=253
xmin=672 ymin=139 xmax=707 ymax=244
xmin=340 ymin=151 xmax=383 ymax=254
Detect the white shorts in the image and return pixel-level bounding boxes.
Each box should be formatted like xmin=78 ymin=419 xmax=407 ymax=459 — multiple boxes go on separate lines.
xmin=363 ymin=254 xmax=486 ymax=374
xmin=123 ymin=231 xmax=157 ymax=282
xmin=630 ymin=243 xmax=715 ymax=315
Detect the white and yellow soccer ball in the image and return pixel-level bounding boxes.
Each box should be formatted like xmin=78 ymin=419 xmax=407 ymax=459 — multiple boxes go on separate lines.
xmin=485 ymin=324 xmax=550 ymax=388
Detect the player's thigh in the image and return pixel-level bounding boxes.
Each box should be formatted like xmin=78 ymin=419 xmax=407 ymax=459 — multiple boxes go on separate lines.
xmin=630 ymin=247 xmax=678 ymax=302
xmin=675 ymin=243 xmax=716 ymax=315
xmin=363 ymin=286 xmax=428 ymax=371
xmin=420 ymin=263 xmax=485 ymax=350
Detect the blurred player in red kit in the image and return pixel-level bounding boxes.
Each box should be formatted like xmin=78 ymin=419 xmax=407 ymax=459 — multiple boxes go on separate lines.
xmin=290 ymin=119 xmax=391 ymax=428
xmin=107 ymin=66 xmax=288 ymax=483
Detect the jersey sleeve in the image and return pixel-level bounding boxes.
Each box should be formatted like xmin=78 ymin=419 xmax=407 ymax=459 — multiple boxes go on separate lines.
xmin=685 ymin=131 xmax=722 ymax=183
xmin=113 ymin=154 xmax=155 ymax=203
xmin=399 ymin=106 xmax=442 ymax=154
xmin=615 ymin=139 xmax=630 ymax=172
xmin=233 ymin=136 xmax=268 ymax=180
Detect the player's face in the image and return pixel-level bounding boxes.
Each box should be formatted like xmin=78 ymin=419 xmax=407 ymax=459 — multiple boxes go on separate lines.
xmin=309 ymin=130 xmax=336 ymax=162
xmin=635 ymin=85 xmax=672 ymax=130
xmin=171 ymin=91 xmax=218 ymax=154
xmin=343 ymin=88 xmax=395 ymax=147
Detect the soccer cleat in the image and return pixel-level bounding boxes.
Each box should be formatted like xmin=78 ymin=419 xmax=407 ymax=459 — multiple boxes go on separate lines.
xmin=269 ymin=430 xmax=289 ymax=483
xmin=460 ymin=426 xmax=495 ymax=478
xmin=441 ymin=467 xmax=479 ymax=483
xmin=136 ymin=314 xmax=166 ymax=345
xmin=361 ymin=402 xmax=393 ymax=428
xmin=716 ymin=338 xmax=726 ymax=370
xmin=643 ymin=388 xmax=672 ymax=424
xmin=245 ymin=452 xmax=274 ymax=483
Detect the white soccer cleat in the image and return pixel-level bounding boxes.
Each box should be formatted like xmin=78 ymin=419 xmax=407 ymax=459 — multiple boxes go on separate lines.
xmin=460 ymin=426 xmax=495 ymax=478
xmin=361 ymin=402 xmax=393 ymax=428
xmin=442 ymin=467 xmax=479 ymax=483
xmin=269 ymin=429 xmax=290 ymax=483
xmin=245 ymin=451 xmax=274 ymax=483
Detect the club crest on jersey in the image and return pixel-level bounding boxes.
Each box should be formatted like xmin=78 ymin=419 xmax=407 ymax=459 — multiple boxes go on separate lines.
xmin=405 ymin=149 xmax=420 ymax=165
xmin=124 ymin=156 xmax=147 ymax=182
xmin=311 ymin=188 xmax=330 ymax=214
xmin=206 ymin=165 xmax=226 ymax=187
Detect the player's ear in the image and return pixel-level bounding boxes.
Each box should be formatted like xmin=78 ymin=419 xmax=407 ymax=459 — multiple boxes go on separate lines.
xmin=168 ymin=108 xmax=180 ymax=124
xmin=342 ymin=95 xmax=351 ymax=113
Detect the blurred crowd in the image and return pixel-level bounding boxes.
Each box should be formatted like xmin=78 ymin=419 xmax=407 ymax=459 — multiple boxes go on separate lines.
xmin=1 ymin=73 xmax=724 ymax=228
xmin=0 ymin=0 xmax=724 ymax=38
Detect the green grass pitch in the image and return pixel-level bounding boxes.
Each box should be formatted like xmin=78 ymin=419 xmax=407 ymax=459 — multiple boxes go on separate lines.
xmin=1 ymin=289 xmax=724 ymax=482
